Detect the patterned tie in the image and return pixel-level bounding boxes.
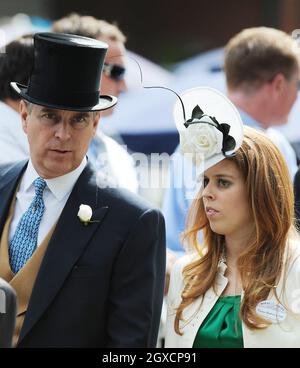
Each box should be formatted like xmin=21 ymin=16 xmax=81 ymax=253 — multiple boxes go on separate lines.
xmin=9 ymin=177 xmax=46 ymax=274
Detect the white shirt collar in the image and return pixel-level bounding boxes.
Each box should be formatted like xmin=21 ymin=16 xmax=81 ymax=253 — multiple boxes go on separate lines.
xmin=21 ymin=157 xmax=87 ymax=201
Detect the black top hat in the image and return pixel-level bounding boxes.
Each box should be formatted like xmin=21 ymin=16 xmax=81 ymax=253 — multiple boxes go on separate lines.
xmin=10 ymin=32 xmax=117 ymax=111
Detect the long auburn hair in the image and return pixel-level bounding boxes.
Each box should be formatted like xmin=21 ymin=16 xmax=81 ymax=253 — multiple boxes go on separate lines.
xmin=175 ymin=126 xmax=296 ymax=334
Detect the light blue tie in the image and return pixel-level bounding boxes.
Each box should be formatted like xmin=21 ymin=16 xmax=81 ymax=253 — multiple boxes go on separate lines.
xmin=9 ymin=177 xmax=46 ymax=274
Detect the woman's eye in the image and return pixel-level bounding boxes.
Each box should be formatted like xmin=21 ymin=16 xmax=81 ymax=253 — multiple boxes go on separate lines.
xmin=203 ymin=178 xmax=209 ymax=187
xmin=218 ymin=179 xmax=231 ymax=188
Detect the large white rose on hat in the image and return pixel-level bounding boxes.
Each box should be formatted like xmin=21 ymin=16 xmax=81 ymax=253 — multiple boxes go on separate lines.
xmin=180 ymin=122 xmax=223 ymax=166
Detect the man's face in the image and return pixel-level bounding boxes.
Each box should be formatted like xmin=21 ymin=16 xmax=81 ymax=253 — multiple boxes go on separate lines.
xmin=100 ymin=40 xmax=127 ymax=116
xmin=272 ymin=70 xmax=299 ymax=125
xmin=20 ymin=101 xmax=100 ymax=178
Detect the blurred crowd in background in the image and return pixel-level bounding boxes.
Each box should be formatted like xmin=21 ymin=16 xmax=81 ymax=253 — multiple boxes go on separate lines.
xmin=2 ymin=4 xmax=300 ymax=208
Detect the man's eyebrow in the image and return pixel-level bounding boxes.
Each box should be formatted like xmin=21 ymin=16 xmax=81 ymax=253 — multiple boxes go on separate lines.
xmin=40 ymin=107 xmax=58 ymax=114
xmin=79 ymin=112 xmax=90 ymax=116
xmin=72 ymin=112 xmax=90 ymax=117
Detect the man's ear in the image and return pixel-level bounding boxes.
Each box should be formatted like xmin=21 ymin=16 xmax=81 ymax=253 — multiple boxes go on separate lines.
xmin=270 ymin=73 xmax=285 ymax=93
xmin=20 ymin=100 xmax=29 ymax=134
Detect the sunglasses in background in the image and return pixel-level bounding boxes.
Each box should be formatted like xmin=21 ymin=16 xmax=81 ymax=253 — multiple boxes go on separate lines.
xmin=103 ymin=63 xmax=126 ymax=81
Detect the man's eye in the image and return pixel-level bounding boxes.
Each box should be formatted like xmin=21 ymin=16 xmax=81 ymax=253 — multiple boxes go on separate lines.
xmin=42 ymin=113 xmax=57 ymax=120
xmin=73 ymin=116 xmax=87 ymax=123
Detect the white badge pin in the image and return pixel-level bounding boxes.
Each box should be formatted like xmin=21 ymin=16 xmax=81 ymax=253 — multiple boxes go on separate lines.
xmin=256 ymin=300 xmax=287 ymax=324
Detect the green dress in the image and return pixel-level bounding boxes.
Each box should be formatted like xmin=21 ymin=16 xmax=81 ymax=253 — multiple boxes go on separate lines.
xmin=193 ymin=295 xmax=243 ymax=348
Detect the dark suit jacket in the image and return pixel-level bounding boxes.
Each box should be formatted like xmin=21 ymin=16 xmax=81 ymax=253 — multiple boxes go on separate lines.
xmin=0 ymin=277 xmax=17 ymax=348
xmin=0 ymin=161 xmax=166 ymax=348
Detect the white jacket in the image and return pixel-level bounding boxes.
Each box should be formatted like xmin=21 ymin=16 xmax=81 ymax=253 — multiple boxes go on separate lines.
xmin=165 ymin=240 xmax=300 ymax=348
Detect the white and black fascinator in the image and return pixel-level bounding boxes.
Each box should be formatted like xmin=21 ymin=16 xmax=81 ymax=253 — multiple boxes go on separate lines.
xmin=123 ymin=61 xmax=244 ymax=173
xmin=173 ymin=87 xmax=244 ymax=172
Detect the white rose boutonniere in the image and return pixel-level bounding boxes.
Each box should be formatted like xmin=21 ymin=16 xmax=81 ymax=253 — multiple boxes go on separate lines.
xmin=77 ymin=204 xmax=99 ymax=226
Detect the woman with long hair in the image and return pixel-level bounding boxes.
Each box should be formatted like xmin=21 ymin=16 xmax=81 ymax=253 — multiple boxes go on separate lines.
xmin=165 ymin=87 xmax=300 ymax=348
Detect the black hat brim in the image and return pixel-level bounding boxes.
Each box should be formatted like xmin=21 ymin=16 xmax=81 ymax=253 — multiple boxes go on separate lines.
xmin=11 ymin=82 xmax=117 ymax=112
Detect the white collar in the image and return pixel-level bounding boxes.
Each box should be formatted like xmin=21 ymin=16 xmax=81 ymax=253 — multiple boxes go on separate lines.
xmin=21 ymin=157 xmax=87 ymax=201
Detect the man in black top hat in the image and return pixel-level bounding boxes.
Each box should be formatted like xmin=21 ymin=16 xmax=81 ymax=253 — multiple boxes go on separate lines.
xmin=0 ymin=32 xmax=165 ymax=348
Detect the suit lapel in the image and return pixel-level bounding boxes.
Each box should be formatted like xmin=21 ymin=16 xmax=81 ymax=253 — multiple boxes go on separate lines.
xmin=0 ymin=161 xmax=28 ymax=234
xmin=18 ymin=164 xmax=109 ymax=343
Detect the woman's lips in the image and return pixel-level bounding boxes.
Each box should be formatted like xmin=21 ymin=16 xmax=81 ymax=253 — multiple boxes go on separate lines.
xmin=205 ymin=207 xmax=220 ymax=217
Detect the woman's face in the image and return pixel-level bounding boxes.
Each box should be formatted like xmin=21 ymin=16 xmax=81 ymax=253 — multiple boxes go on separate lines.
xmin=202 ymin=159 xmax=254 ymax=238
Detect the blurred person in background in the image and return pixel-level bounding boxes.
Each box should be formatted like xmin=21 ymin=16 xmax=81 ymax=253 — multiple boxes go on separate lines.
xmin=0 ymin=34 xmax=33 ymax=164
xmin=225 ymin=27 xmax=299 ymax=178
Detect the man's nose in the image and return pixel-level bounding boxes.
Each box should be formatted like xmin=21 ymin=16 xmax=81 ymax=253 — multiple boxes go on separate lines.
xmin=54 ymin=122 xmax=71 ymax=140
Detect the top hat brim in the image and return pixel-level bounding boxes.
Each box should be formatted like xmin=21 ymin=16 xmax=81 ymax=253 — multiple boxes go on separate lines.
xmin=11 ymin=82 xmax=117 ymax=112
